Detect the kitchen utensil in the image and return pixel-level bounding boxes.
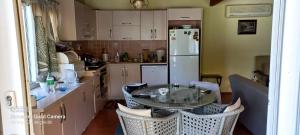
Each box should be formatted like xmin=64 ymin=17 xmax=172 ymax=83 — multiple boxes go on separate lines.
xmin=61 ymin=69 xmax=78 ymax=87
xmin=156 ymin=49 xmax=166 ymax=62
xmin=142 ymin=49 xmax=150 ymax=62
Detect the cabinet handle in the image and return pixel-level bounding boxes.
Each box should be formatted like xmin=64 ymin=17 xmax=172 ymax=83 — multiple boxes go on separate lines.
xmin=151 ymin=29 xmax=153 ymax=39
xmin=110 ymin=29 xmax=112 ymax=38
xmin=121 ymin=22 xmax=132 ymax=25
xmin=125 ymin=68 xmax=128 ymax=77
xmin=180 ymin=17 xmax=191 ymax=19
xmin=63 ymin=104 xmax=67 ymax=121
xmin=154 ymin=29 xmax=157 ymax=39
xmin=60 ymin=106 xmax=64 ymax=123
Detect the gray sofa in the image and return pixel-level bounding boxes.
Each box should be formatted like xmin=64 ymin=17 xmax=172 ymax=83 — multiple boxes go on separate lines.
xmin=229 ymin=74 xmax=268 ymax=135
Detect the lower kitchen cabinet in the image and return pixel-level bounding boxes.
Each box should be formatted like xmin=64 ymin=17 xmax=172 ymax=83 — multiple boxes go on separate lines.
xmin=34 ymin=78 xmax=96 ymax=135
xmin=108 ymin=63 xmax=140 ymax=100
xmin=42 ymin=103 xmax=63 ymax=135
xmin=61 ymin=92 xmax=77 ymax=135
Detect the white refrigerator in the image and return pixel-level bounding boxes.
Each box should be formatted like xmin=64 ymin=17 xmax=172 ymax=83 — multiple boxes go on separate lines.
xmin=169 ymin=29 xmax=200 ymax=85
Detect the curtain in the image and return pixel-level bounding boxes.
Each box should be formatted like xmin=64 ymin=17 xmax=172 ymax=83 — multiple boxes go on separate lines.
xmin=31 ymin=0 xmax=59 ymax=75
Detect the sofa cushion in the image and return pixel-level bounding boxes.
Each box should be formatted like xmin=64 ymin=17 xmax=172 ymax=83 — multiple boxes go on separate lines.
xmin=223 ymin=98 xmax=241 ymax=113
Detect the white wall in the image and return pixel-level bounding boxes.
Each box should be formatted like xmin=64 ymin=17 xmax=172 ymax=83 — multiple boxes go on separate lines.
xmin=202 ymin=0 xmax=273 ymax=91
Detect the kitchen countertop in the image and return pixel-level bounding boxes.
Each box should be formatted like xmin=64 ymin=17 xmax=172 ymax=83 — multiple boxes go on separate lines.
xmin=32 ymin=76 xmax=94 ymax=113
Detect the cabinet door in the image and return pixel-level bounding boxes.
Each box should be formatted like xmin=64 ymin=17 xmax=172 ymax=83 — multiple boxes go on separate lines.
xmin=113 ymin=11 xmax=140 ymax=26
xmin=62 ymin=94 xmax=77 ymax=135
xmin=43 ymin=103 xmax=63 ymax=135
xmin=167 ymin=8 xmax=203 ymax=20
xmin=74 ymin=87 xmax=87 ymax=134
xmin=141 ymin=11 xmax=154 ymax=40
xmin=125 ymin=64 xmax=140 ymax=84
xmin=86 ymin=80 xmax=95 ymax=121
xmin=153 ymin=10 xmax=167 ymax=40
xmin=75 ymin=1 xmax=95 ymax=40
xmin=57 ymin=0 xmax=76 ymax=40
xmin=96 ymin=10 xmax=113 ymax=40
xmin=113 ymin=26 xmax=140 ymax=40
xmin=108 ymin=64 xmax=125 ymax=99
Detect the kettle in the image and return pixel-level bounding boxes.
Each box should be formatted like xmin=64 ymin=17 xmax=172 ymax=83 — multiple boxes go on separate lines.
xmin=61 ymin=69 xmax=78 ymax=86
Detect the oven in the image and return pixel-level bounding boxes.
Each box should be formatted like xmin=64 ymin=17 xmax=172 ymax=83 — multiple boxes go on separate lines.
xmin=94 ymin=65 xmax=108 ymax=113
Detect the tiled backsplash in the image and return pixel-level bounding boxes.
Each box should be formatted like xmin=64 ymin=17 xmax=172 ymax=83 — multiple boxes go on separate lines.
xmin=71 ymin=40 xmax=167 ymax=60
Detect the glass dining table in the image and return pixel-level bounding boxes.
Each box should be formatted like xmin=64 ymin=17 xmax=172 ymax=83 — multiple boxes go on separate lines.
xmin=131 ymin=84 xmax=217 ymax=110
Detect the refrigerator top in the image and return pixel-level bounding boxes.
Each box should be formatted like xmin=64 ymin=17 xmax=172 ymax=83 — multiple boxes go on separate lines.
xmin=169 ymin=29 xmax=200 ymax=55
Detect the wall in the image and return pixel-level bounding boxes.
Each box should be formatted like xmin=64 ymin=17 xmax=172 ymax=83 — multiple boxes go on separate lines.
xmin=72 ymin=40 xmax=167 ymax=60
xmin=202 ymin=0 xmax=272 ymax=91
xmin=82 ymin=0 xmax=273 ymax=91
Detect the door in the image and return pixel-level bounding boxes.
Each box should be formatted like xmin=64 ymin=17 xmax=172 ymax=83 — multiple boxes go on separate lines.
xmin=170 ymin=56 xmax=199 ymax=85
xmin=96 ymin=10 xmax=113 ymax=40
xmin=153 ymin=10 xmax=167 ymax=40
xmin=169 ymin=29 xmax=199 ymax=55
xmin=0 ymin=0 xmax=30 ymax=134
xmin=108 ymin=64 xmax=125 ymax=99
xmin=43 ymin=103 xmax=63 ymax=135
xmin=113 ymin=11 xmax=140 ymax=26
xmin=62 ymin=94 xmax=76 ymax=135
xmin=125 ymin=64 xmax=140 ymax=84
xmin=142 ymin=65 xmax=168 ymax=85
xmin=141 ymin=11 xmax=154 ymax=40
xmin=113 ymin=26 xmax=140 ymax=40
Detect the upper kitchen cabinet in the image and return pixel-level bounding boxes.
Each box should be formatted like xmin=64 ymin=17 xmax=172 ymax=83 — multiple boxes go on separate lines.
xmin=168 ymin=8 xmax=203 ymax=20
xmin=96 ymin=10 xmax=113 ymax=40
xmin=112 ymin=11 xmax=141 ymax=40
xmin=113 ymin=11 xmax=140 ymax=26
xmin=57 ymin=0 xmax=96 ymax=41
xmin=141 ymin=10 xmax=167 ymax=40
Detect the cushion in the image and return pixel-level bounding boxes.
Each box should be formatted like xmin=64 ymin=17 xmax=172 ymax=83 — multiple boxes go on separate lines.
xmin=223 ymin=98 xmax=241 ymax=113
xmin=126 ymin=83 xmax=148 ymax=93
xmin=117 ymin=103 xmax=151 ymax=117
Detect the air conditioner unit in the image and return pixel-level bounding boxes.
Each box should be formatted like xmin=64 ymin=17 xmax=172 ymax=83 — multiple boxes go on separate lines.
xmin=226 ymin=4 xmax=272 ymax=18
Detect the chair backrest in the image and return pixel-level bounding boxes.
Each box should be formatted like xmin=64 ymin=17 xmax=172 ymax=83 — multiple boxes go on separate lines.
xmin=180 ymin=103 xmax=244 ymax=135
xmin=122 ymin=86 xmax=141 ymax=108
xmin=190 ymin=81 xmax=222 ymax=103
xmin=116 ymin=109 xmax=180 ymax=135
xmin=122 ymin=83 xmax=147 ymax=108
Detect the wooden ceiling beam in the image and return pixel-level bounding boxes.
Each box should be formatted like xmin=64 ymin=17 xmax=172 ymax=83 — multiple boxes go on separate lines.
xmin=210 ymin=0 xmax=223 ymax=6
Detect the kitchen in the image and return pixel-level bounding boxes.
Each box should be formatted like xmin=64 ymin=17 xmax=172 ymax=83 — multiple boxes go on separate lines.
xmin=29 ymin=0 xmax=202 ymax=134
xmin=16 ymin=0 xmax=273 ymax=134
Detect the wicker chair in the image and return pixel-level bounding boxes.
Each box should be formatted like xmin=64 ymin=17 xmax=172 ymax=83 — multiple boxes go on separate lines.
xmin=116 ymin=109 xmax=180 ymax=135
xmin=122 ymin=83 xmax=147 ymax=108
xmin=180 ymin=103 xmax=244 ymax=135
xmin=190 ymin=81 xmax=222 ymax=103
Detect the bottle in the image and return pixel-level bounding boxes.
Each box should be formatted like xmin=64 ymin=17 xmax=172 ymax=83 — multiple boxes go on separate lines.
xmin=47 ymin=73 xmax=55 ymax=94
xmin=114 ymin=50 xmax=120 ymax=62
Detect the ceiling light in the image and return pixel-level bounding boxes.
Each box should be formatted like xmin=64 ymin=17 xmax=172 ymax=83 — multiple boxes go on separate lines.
xmin=130 ymin=0 xmax=149 ymax=9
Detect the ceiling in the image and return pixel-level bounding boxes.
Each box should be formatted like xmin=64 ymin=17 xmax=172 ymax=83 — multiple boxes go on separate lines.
xmin=80 ymin=0 xmax=213 ymax=10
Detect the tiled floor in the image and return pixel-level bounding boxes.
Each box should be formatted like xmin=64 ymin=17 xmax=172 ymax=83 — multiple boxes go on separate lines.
xmin=83 ymin=93 xmax=253 ymax=135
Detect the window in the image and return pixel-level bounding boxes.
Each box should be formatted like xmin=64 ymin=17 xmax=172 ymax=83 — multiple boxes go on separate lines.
xmin=22 ymin=4 xmax=38 ymax=88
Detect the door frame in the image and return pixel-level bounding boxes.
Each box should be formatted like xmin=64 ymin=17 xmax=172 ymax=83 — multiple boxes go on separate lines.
xmin=0 ymin=0 xmax=32 ymax=134
xmin=267 ymin=0 xmax=300 ymax=134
